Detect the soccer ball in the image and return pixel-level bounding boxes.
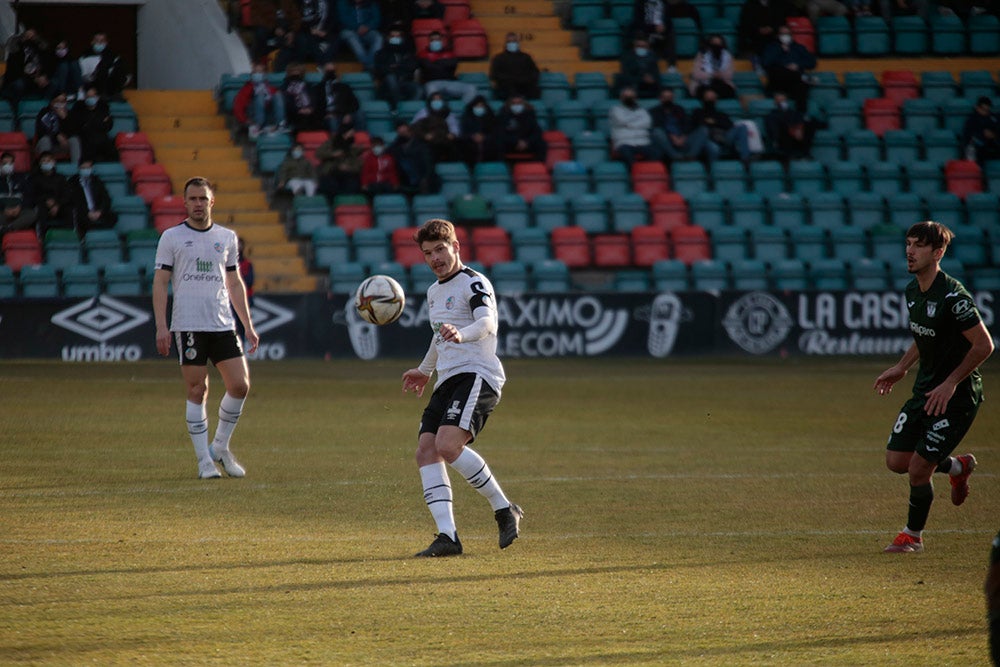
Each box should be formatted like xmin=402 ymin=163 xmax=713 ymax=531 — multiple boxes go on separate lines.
xmin=354 ymin=274 xmax=406 ymax=325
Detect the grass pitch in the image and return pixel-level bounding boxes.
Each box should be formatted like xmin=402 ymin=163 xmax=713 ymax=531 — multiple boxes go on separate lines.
xmin=1 ymin=357 xmax=996 ymax=666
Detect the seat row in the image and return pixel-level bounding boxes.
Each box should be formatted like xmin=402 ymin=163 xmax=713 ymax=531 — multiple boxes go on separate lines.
xmin=330 ymin=258 xmax=573 ymax=294
xmin=1 ymin=228 xmax=159 ymax=273
xmin=0 ymin=261 xmax=148 ymax=298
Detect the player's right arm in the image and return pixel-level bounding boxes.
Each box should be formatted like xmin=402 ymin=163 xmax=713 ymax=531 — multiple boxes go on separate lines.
xmin=152 ymin=268 xmax=172 ymax=357
xmin=402 ymin=343 xmax=437 ymax=397
xmin=874 ymin=342 xmax=920 ymax=396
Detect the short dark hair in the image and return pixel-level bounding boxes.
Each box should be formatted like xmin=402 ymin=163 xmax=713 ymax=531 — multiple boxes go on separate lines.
xmin=906 ymin=221 xmax=954 ymax=251
xmin=183 ymin=177 xmax=214 ymax=197
xmin=414 ymin=218 xmax=457 ymax=246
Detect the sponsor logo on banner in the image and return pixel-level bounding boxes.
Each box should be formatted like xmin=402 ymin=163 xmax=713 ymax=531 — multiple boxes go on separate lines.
xmin=245 ymin=297 xmax=294 ymax=360
xmin=495 ymin=295 xmax=630 ymax=357
xmin=796 ymin=292 xmax=913 ymax=355
xmin=52 ymin=295 xmax=150 ymax=362
xmin=723 ymin=292 xmax=793 ymax=354
xmin=636 ymin=292 xmax=687 ymax=358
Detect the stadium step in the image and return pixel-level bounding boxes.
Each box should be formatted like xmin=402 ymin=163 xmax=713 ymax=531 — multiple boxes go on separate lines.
xmin=139 ymin=115 xmax=228 ymax=131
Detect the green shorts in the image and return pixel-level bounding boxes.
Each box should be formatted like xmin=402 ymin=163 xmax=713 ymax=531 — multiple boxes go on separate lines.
xmin=886 ymin=395 xmax=980 ymax=464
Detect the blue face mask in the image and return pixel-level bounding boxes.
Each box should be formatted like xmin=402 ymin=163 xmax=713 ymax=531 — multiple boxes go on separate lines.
xmin=251 ymin=72 xmax=265 ymax=83
xmin=506 ymin=42 xmax=519 ymax=53
xmin=389 ymin=36 xmax=403 ymax=46
xmin=429 ymin=40 xmax=442 ymax=52
xmin=430 ymin=99 xmax=444 ymax=111
xmin=510 ymin=104 xmax=524 ymax=114
xmin=40 ymin=162 xmax=55 ymax=173
xmin=291 ymin=149 xmax=303 ymax=159
xmin=93 ymin=43 xmax=106 ymax=54
xmin=472 ymin=106 xmax=486 ymax=117
xmin=635 ymin=47 xmax=649 ymax=57
xmin=85 ymin=97 xmax=98 ymax=108
xmin=78 ymin=168 xmax=93 ymax=178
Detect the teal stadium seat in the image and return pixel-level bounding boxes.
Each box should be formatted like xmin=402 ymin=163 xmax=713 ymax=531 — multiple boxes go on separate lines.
xmin=828 ymin=160 xmax=866 ymax=196
xmin=941 ymin=98 xmax=974 ymax=136
xmin=83 ymin=229 xmax=123 ymax=269
xmin=711 ymin=160 xmax=748 ymax=197
xmin=729 ymin=192 xmax=768 ymax=228
xmin=574 ymin=72 xmax=611 ymax=105
xmin=363 ymin=100 xmax=395 ymax=136
xmin=843 ymin=72 xmax=881 ymax=104
xmin=811 ymin=130 xmax=843 ymax=166
xmin=313 ymin=226 xmax=351 ymax=269
xmin=867 ymin=161 xmax=904 ymax=197
xmin=826 ymin=98 xmax=863 ymax=136
xmin=902 ymin=97 xmax=940 ymax=135
xmin=966 ymin=192 xmax=999 ymax=227
xmin=893 ymin=16 xmax=928 ymax=55
xmin=855 ymin=16 xmax=890 ymax=56
xmin=970 ymin=267 xmax=1000 ymax=290
xmin=112 ymin=195 xmax=149 ymax=236
xmin=19 ymin=264 xmax=59 ymax=298
xmin=730 ymin=258 xmax=769 ymax=291
xmin=512 ymin=227 xmax=550 ymax=263
xmin=672 ymin=18 xmax=701 ymax=57
xmin=0 ymin=264 xmax=15 ymax=298
xmin=102 ymin=262 xmax=144 ymax=296
xmin=907 ymin=161 xmax=943 ymax=194
xmin=44 ymin=229 xmax=81 ymax=270
xmin=293 ymin=195 xmax=332 ymax=237
xmin=733 ymin=71 xmax=765 ymax=97
xmin=492 ymin=193 xmax=530 ymax=231
xmin=968 ymin=14 xmax=1000 ymax=55
xmin=924 ymin=129 xmax=961 ymax=166
xmin=532 ymin=259 xmax=571 ymax=291
xmin=924 ymin=191 xmax=965 ymax=228
xmin=930 ymin=14 xmax=966 ymax=54
xmin=491 ymin=260 xmax=531 ymax=293
xmin=651 ymin=259 xmax=689 ymax=291
xmin=920 ymin=71 xmax=957 ymax=104
xmin=531 ymin=193 xmax=570 ymax=232
xmin=671 ymin=161 xmax=709 ymax=199
xmin=411 ymin=193 xmax=450 ymax=223
xmin=588 ymin=19 xmax=623 ymax=59
xmin=829 ymin=225 xmax=869 ymax=260
xmin=539 ymin=72 xmax=573 ymax=105
xmin=870 ymin=223 xmax=904 ymax=263
xmin=553 ymin=100 xmax=590 ymax=137
xmin=591 ymin=160 xmax=631 ymax=199
xmin=771 ymin=258 xmax=809 ymax=290
xmin=610 ymin=193 xmax=649 ymax=233
xmin=690 ymin=259 xmax=730 ymax=291
xmin=985 ymin=160 xmax=1000 ymax=193
xmin=711 ymin=226 xmax=748 ymax=262
xmin=553 ymin=160 xmax=591 ymax=198
xmin=340 ymin=72 xmax=375 ymax=101
xmin=817 ymin=16 xmax=852 ymax=56
xmin=352 ymin=228 xmax=391 ymax=265
xmin=61 ymin=263 xmax=101 ymax=298
xmin=749 ymin=225 xmax=788 ymax=262
xmin=749 ymin=161 xmax=787 ymax=198
xmin=435 ymin=162 xmax=472 ymax=201
xmin=845 ymin=129 xmax=881 ymax=163
xmin=849 ymin=192 xmax=886 ymax=229
xmin=609 ymin=0 xmax=634 ymax=25
xmin=947 ymin=224 xmax=989 ymax=266
xmin=769 ymin=193 xmax=807 ymax=229
xmin=473 ymin=162 xmax=512 ymax=199
xmin=372 ymin=193 xmax=411 ymax=231
xmin=329 ymin=262 xmax=366 ymax=294
xmin=614 ymin=269 xmax=650 ymax=292
xmin=850 ymin=257 xmax=890 ymax=290
xmin=885 ymin=192 xmax=924 ymax=230
xmin=809 ymin=258 xmax=849 ymax=290
xmin=884 ymin=129 xmax=920 ymax=167
xmin=571 ymin=0 xmax=606 ymax=28
xmin=570 ymin=193 xmax=610 ymax=233
xmin=572 ymin=131 xmax=610 ymax=169
xmin=959 ymin=70 xmax=997 ymax=101
xmin=791 ymin=225 xmax=828 ymax=262
xmin=789 ymin=160 xmax=828 ymax=195
xmin=93 ymin=162 xmax=129 ymax=200
xmin=126 ymin=229 xmax=160 ymax=269
xmin=809 ymin=71 xmax=843 ymax=106
xmin=688 ymin=191 xmax=727 ymax=230
xmin=807 ymin=192 xmax=847 ymax=229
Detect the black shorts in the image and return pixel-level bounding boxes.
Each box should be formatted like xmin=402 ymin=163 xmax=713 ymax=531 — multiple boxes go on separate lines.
xmin=419 ymin=372 xmax=500 ymax=443
xmin=886 ymin=395 xmax=980 ymax=464
xmin=174 ymin=330 xmax=244 ymax=366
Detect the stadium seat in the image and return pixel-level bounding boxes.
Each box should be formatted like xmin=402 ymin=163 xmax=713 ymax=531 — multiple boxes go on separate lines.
xmin=907 ymin=161 xmax=943 ymax=194
xmin=923 ymin=129 xmax=960 ymax=167
xmin=844 ymin=129 xmax=882 ymax=164
xmin=611 ymin=193 xmax=650 ymax=233
xmin=43 ymin=229 xmax=81 ymax=270
xmin=572 ymin=131 xmax=611 ymax=169
xmin=843 ymin=72 xmax=881 ymax=104
xmin=256 ymin=133 xmax=292 ymax=174
xmin=672 ymin=17 xmax=701 ymax=57
xmin=786 ymin=16 xmax=815 ymax=53
xmin=893 ymin=16 xmax=928 ymax=55
xmin=968 ymin=14 xmax=1000 ymax=55
xmin=807 ymin=192 xmax=847 ymax=230
xmin=490 ymin=260 xmax=531 ymax=293
xmin=362 ymin=100 xmax=394 ymax=136
xmin=352 ymin=228 xmax=391 ymax=265
xmin=748 ymin=161 xmax=786 ymax=198
xmin=82 ymin=229 xmax=123 ymax=269
xmin=870 ymin=223 xmax=904 ymax=263
xmin=649 ymin=191 xmax=689 ymax=231
xmin=829 ymin=225 xmax=869 ymax=260
xmin=19 ymin=263 xmax=59 ymax=298
xmin=0 ymin=263 xmax=15 ymax=298
xmin=769 ymin=193 xmax=807 ymax=229
xmin=125 ymin=229 xmax=160 ymax=269
xmin=61 ymin=263 xmax=101 ymax=298
xmin=372 ymin=194 xmax=411 ymax=232
xmin=883 ymin=129 xmax=920 ymax=167
xmin=863 ymin=98 xmax=900 ymax=137
xmin=867 ymin=161 xmax=904 ymax=197
xmin=151 ymin=195 xmax=186 ymax=233
xmin=884 ymin=192 xmax=924 ymax=230
xmin=817 ymin=16 xmax=852 ymax=55
xmin=808 ymin=71 xmax=842 ymax=106
xmin=788 ymin=160 xmax=827 ymax=195
xmin=929 ymin=13 xmax=966 ymax=54
xmin=551 ymin=226 xmax=591 ymax=267
xmin=944 ymin=160 xmax=982 ymax=199
xmin=850 ymin=192 xmax=887 ymax=230
xmin=790 ymin=225 xmax=827 ymax=262
xmin=570 ymin=193 xmax=610 ymax=233
xmin=435 ymin=161 xmax=472 ymax=201
xmin=293 ymin=195 xmax=331 ymax=237
xmin=471 ymin=227 xmax=512 ymax=267
xmin=985 ymin=160 xmax=1000 ymax=193
xmin=941 ymin=98 xmax=974 ymax=136
xmin=729 ymin=192 xmax=767 ymax=229
xmin=966 ymin=192 xmax=1000 ymax=228
xmin=451 ymin=194 xmax=493 ymax=227
xmin=849 ymin=257 xmax=889 ymax=290
xmin=552 ymin=161 xmax=591 ymax=199
xmin=855 ymin=16 xmax=890 ymax=56
xmin=711 ymin=226 xmax=748 ymax=262
xmin=613 ymin=269 xmax=650 ymax=292
xmin=920 ymin=71 xmax=958 ymax=104
xmin=531 ymin=193 xmax=571 ymax=232
xmin=329 ymin=261 xmax=366 ymax=294
xmin=93 ymin=162 xmax=130 ymax=200
xmin=333 ymin=203 xmax=373 ymax=236
xmin=828 ymin=161 xmax=866 ymax=197
xmin=411 ymin=194 xmax=450 ymax=224
xmin=102 ymin=262 xmax=144 ymax=296
xmin=810 ymin=130 xmax=842 ymax=166
xmin=924 ymin=191 xmax=965 ymax=228
xmin=587 ymin=19 xmax=623 ymax=59
xmin=881 ymin=70 xmax=920 ymax=105
xmin=512 ymin=227 xmax=550 ymax=263
xmin=532 ymin=259 xmax=571 ymax=291
xmin=473 ymin=162 xmax=512 ymax=199
xmin=490 ymin=193 xmax=530 ymax=232
xmin=574 ymin=72 xmax=611 ymax=104
xmin=651 ymin=258 xmax=689 ymax=290
xmin=671 ymin=224 xmax=712 ymax=265
xmin=948 ymin=224 xmax=989 ymax=266
xmin=630 ymin=226 xmax=670 ymax=267
xmin=591 ymin=160 xmax=631 ymax=199
xmin=690 ymin=259 xmax=729 ymax=291
xmin=591 ymin=233 xmax=631 ymax=267
xmin=390 ymin=227 xmax=425 ymax=268
xmin=513 ymin=162 xmax=553 ymax=203
xmin=771 ymin=258 xmax=809 ymax=290
xmin=970 ymin=266 xmax=1000 ymax=290
xmin=631 ymin=161 xmax=670 ymax=201
xmin=710 ymin=160 xmax=747 ymax=198
xmin=688 ymin=191 xmax=727 ymax=231
xmin=730 ymin=258 xmax=769 ymax=290
xmin=313 ymin=226 xmax=351 ymax=269
xmin=671 ymin=161 xmax=709 ymax=199
xmin=131 ymin=164 xmax=172 ymax=204
xmin=539 ymin=71 xmax=573 ymax=106
xmin=544 ymin=130 xmax=573 ymax=170
xmin=552 ymin=100 xmax=590 ymax=138
xmin=450 ymin=18 xmax=488 ymax=58
xmin=749 ymin=225 xmax=788 ymax=262
xmin=809 ymin=258 xmax=848 ymax=290
xmin=826 ymin=98 xmax=863 ymax=136
xmin=114 ymin=132 xmax=155 ymax=172
xmin=2 ymin=229 xmax=43 ymax=272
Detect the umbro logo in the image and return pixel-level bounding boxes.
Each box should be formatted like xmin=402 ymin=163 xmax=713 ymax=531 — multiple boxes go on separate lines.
xmin=250 ymin=297 xmax=295 ymax=334
xmin=51 ymin=295 xmax=150 ymax=342
xmin=932 ymin=418 xmax=950 ymax=431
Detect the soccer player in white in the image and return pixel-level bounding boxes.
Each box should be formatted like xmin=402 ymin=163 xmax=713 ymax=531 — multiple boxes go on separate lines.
xmin=153 ymin=177 xmax=259 ymax=479
xmin=402 ymin=218 xmax=523 ymax=557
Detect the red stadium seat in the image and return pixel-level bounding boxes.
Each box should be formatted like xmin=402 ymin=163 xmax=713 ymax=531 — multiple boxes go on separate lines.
xmin=591 ymin=233 xmax=631 ymax=267
xmin=471 ymin=227 xmax=512 ymax=267
xmin=411 ymin=19 xmax=446 ymax=53
xmin=442 ymin=0 xmax=471 ymax=24
xmin=296 ymin=130 xmax=329 ymax=167
xmin=551 ymin=225 xmax=591 ymax=267
xmin=513 ymin=161 xmax=552 ymax=203
xmin=881 ymin=70 xmax=919 ymax=104
xmin=114 ymin=132 xmax=155 ymax=171
xmin=450 ymin=19 xmax=489 ymax=59
xmin=649 ymin=191 xmax=689 ymax=231
xmin=863 ymin=98 xmax=901 ymax=137
xmin=334 ymin=204 xmax=373 ymax=235
xmin=786 ymin=16 xmax=816 ymax=53
xmin=543 ymin=130 xmax=573 ymax=170
xmin=131 ymin=163 xmax=172 ymax=204
xmin=670 ymin=224 xmax=712 ymax=265
xmin=150 ymin=195 xmax=187 ymax=233
xmin=0 ymin=132 xmax=31 ymax=172
xmin=630 ymin=225 xmax=670 ymax=267
xmin=1 ymin=229 xmax=42 ymax=272
xmin=392 ymin=227 xmax=425 ymax=267
xmin=944 ymin=159 xmax=983 ymax=199
xmin=631 ymin=161 xmax=670 ymax=202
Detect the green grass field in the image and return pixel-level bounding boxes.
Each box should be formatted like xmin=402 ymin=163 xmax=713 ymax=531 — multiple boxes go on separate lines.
xmin=1 ymin=358 xmax=996 ymax=666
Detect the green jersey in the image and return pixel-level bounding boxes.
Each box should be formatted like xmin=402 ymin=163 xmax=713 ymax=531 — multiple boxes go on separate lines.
xmin=905 ymin=271 xmax=983 ymax=408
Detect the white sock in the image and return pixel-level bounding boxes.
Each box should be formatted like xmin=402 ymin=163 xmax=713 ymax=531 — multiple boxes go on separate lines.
xmin=903 ymin=527 xmax=922 ymax=538
xmin=211 ymin=393 xmax=245 ymax=451
xmin=450 ymin=447 xmax=510 ymax=512
xmin=419 ymin=463 xmax=456 ymax=540
xmin=186 ymin=400 xmax=210 ymax=462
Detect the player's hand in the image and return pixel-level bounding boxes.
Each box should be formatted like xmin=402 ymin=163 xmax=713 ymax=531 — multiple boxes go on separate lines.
xmin=244 ymin=327 xmax=260 ymax=355
xmin=924 ymin=381 xmax=956 ymax=416
xmin=155 ymin=327 xmax=172 ymax=357
xmin=873 ymin=366 xmax=905 ymax=395
xmin=438 ymin=323 xmax=462 ymax=343
xmin=402 ymin=369 xmax=430 ymax=397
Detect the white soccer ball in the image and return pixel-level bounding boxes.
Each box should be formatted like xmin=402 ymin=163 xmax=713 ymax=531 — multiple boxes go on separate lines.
xmin=354 ymin=274 xmax=406 ymax=325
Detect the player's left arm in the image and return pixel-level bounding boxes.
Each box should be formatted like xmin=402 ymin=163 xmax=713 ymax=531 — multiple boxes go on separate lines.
xmin=438 ymin=279 xmax=498 ymax=344
xmin=924 ymin=298 xmax=994 ymax=415
xmin=225 ymin=268 xmax=259 ymax=354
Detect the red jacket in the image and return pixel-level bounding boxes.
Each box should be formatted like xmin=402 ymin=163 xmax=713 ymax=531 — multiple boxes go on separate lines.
xmin=361 ymin=151 xmax=399 ymax=187
xmin=232 ymin=81 xmax=281 ymax=125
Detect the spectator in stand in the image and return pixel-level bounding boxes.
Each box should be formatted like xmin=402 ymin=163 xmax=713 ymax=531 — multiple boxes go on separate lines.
xmin=276 ymin=143 xmax=319 ymax=196
xmin=649 ymin=88 xmax=711 ymax=163
xmin=78 ymin=32 xmax=130 ymax=99
xmin=417 ymin=30 xmax=477 ymax=104
xmin=488 ymin=33 xmax=541 ymax=101
xmin=316 ymin=126 xmax=364 ymax=199
xmin=298 ymin=0 xmax=339 ymax=65
xmin=32 ymin=151 xmax=74 ymax=238
xmin=336 ymin=0 xmax=384 ymax=70
xmin=51 ymin=39 xmax=83 ymax=100
xmin=34 ymin=93 xmax=82 ymax=165
xmin=805 ymin=0 xmax=848 ymax=22
xmin=233 ymin=63 xmax=288 ymax=139
xmin=962 ymin=96 xmax=1000 ymax=166
xmin=618 ymin=34 xmax=662 ymax=99
xmin=610 ymin=86 xmax=663 ymax=166
xmin=282 ymin=62 xmax=323 ymax=132
xmin=459 ymin=95 xmax=500 ymax=167
xmin=68 ymin=158 xmax=116 ymax=239
xmin=373 ymin=24 xmax=420 ymax=109
xmin=238 ymin=237 xmax=255 ymax=308
xmin=412 ymin=0 xmax=446 ymax=20
xmin=389 ymin=121 xmax=437 ymax=194
xmin=0 ymin=28 xmax=53 ymax=116
xmin=316 ymin=62 xmax=364 ymax=132
xmin=765 ymin=90 xmax=815 ymax=161
xmin=360 ymin=136 xmax=401 ymax=197
xmin=0 ymin=151 xmax=38 ymax=235
xmin=689 ymin=35 xmax=736 ymax=100
xmin=495 ymin=95 xmax=546 ymax=162
xmin=738 ymin=0 xmax=790 ymax=67
xmin=244 ymin=0 xmax=302 ymax=66
xmin=411 ymin=92 xmax=462 ymax=163
xmin=691 ymin=88 xmax=751 ymax=166
xmin=69 ymin=87 xmax=118 ymax=163
xmin=760 ymin=25 xmax=816 ymax=112
xmin=632 ymin=0 xmax=701 ymax=73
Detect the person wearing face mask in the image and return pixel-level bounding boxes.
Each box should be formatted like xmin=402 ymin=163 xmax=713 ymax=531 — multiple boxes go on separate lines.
xmin=276 ymin=143 xmax=319 ymax=196
xmin=373 ymin=24 xmax=420 ymax=109
xmin=361 ymin=136 xmax=401 ymax=197
xmin=631 ymin=0 xmax=701 ymax=74
xmin=764 ymin=91 xmax=816 ymax=162
xmin=68 ymin=87 xmax=118 ymax=163
xmin=459 ymin=95 xmax=499 ymax=167
xmin=738 ymin=0 xmax=790 ymax=72
xmin=336 ymin=0 xmax=384 ymax=71
xmin=31 ymin=151 xmax=74 ymax=239
xmin=233 ymin=63 xmax=288 ymax=139
xmin=411 ymin=93 xmax=462 ymax=163
xmin=0 ymin=152 xmax=38 ymax=236
xmin=649 ymin=88 xmax=711 ymax=164
xmin=78 ymin=32 xmax=130 ymax=100
xmin=317 ymin=63 xmax=364 ymax=134
xmin=51 ymin=39 xmax=83 ymax=101
xmin=618 ymin=35 xmax=662 ymax=100
xmin=68 ymin=158 xmax=116 ymax=239
xmin=690 ymin=89 xmax=751 ymax=166
xmin=34 ymin=93 xmax=82 ymax=166
xmin=281 ymin=62 xmax=323 ymax=133
xmin=0 ymin=28 xmax=54 ymax=116
xmin=609 ymin=86 xmax=663 ymax=167
xmin=689 ymin=35 xmax=736 ymax=101
xmin=417 ymin=31 xmax=477 ymax=104
xmin=496 ymin=95 xmax=546 ymax=162
xmin=760 ymin=25 xmax=816 ymax=112
xmin=488 ymin=33 xmax=540 ymax=101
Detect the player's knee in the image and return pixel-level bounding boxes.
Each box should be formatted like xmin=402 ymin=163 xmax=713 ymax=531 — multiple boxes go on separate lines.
xmin=228 ymin=380 xmax=250 ymax=399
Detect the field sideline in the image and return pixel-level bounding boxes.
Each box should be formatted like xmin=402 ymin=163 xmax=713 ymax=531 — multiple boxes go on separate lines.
xmin=1 ymin=357 xmax=996 ymax=666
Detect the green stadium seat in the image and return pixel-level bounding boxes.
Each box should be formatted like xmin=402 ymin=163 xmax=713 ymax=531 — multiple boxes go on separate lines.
xmin=711 ymin=226 xmax=748 ymax=262
xmin=729 ymin=192 xmax=768 ymax=228
xmin=855 ymin=16 xmax=890 ymax=56
xmin=929 ymin=14 xmax=966 ymax=54
xmin=807 ymin=191 xmax=847 ymax=230
xmin=102 ymin=262 xmax=144 ymax=296
xmin=61 ymin=263 xmax=101 ymax=298
xmin=893 ymin=16 xmax=928 ymax=55
xmin=688 ymin=191 xmax=727 ymax=231
xmin=531 ymin=193 xmax=570 ymax=232
xmin=43 ymin=229 xmax=81 ymax=270
xmin=451 ymin=193 xmax=494 ymax=226
xmin=19 ymin=263 xmax=59 ymax=298
xmin=749 ymin=225 xmax=788 ymax=262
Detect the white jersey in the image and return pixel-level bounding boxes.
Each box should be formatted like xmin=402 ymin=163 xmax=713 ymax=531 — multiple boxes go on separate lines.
xmin=425 ymin=266 xmax=506 ymax=394
xmin=154 ymin=220 xmax=239 ymax=332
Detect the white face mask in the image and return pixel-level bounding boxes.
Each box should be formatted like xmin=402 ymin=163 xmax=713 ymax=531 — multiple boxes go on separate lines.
xmin=40 ymin=162 xmax=55 ymax=173
xmin=79 ymin=168 xmax=93 ymax=178
xmin=1 ymin=164 xmax=14 ymax=175
xmin=506 ymin=41 xmax=519 ymax=53
xmin=779 ymin=34 xmax=793 ymax=45
xmin=372 ymin=145 xmax=385 ymax=156
xmin=291 ymin=149 xmax=303 ymax=159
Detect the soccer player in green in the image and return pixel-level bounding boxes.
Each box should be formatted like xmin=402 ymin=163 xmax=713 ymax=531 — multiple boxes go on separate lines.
xmin=874 ymin=221 xmax=993 ymax=553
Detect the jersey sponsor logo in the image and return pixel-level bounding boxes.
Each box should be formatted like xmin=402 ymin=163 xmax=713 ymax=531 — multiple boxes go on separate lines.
xmin=445 ymin=296 xmax=456 ymax=311
xmin=722 ymin=292 xmax=793 ymax=355
xmin=910 ymin=321 xmax=936 ymax=337
xmin=213 ymin=242 xmax=225 ymax=253
xmin=932 ymin=418 xmax=950 ymax=431
xmin=951 ymin=298 xmax=977 ymax=321
xmin=926 ymin=301 xmax=937 ymax=318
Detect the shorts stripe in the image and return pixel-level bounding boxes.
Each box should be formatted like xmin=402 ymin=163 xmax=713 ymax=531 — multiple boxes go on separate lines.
xmin=458 ymin=375 xmax=483 ymax=432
